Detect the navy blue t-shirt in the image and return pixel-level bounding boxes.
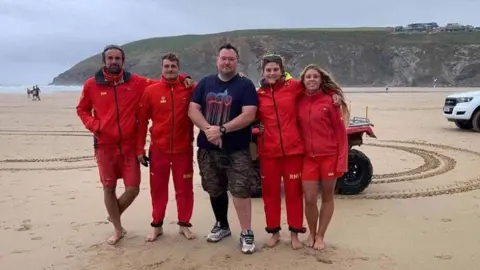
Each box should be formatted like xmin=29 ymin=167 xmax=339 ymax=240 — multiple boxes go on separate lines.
xmin=191 ymin=74 xmax=258 ymax=152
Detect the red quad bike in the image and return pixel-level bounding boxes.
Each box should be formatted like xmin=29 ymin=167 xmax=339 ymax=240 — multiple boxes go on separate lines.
xmin=249 ymin=117 xmax=377 ymax=198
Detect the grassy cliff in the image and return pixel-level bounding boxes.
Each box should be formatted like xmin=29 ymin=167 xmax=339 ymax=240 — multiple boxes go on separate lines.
xmin=51 ymin=28 xmax=480 ymax=87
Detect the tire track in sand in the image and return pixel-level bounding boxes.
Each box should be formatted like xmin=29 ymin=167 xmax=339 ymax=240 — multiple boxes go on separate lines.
xmin=338 ymin=140 xmax=480 ymax=200
xmin=0 ymin=130 xmax=151 ymax=172
xmin=1 ymin=131 xmax=479 ymax=199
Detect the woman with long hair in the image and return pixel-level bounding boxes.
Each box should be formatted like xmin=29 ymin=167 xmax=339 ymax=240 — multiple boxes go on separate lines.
xmin=297 ymin=64 xmax=349 ymax=250
xmin=255 ymin=54 xmax=306 ymax=249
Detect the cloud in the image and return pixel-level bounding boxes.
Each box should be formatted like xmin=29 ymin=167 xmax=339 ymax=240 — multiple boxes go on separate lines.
xmin=0 ymin=0 xmax=478 ymax=84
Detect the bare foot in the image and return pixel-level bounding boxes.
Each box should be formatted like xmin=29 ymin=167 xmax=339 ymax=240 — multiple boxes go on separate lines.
xmin=291 ymin=233 xmax=303 ymax=250
xmin=107 ymin=229 xmax=127 ymax=245
xmin=145 ymin=227 xmax=163 ymax=242
xmin=265 ymin=233 xmax=280 ymax=248
xmin=179 ymin=226 xmax=196 ymax=240
xmin=304 ymin=234 xmax=315 ymax=248
xmin=313 ymin=235 xmax=325 ymax=250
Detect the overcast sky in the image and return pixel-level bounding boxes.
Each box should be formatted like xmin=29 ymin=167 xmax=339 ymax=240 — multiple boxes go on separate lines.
xmin=1 ymin=0 xmax=479 ymax=85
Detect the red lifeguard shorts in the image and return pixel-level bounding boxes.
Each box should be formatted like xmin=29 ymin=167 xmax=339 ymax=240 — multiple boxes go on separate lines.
xmin=302 ymin=155 xmax=344 ymax=181
xmin=94 ymin=147 xmax=140 ymax=188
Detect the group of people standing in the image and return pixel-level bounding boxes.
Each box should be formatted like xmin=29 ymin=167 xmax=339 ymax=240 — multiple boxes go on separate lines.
xmin=76 ymin=43 xmax=349 ymax=255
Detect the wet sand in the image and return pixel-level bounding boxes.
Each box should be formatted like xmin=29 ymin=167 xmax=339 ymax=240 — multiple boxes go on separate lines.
xmin=1 ymin=88 xmax=479 ymax=270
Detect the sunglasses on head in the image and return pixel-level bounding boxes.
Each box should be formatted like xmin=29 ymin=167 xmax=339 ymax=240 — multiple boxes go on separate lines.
xmin=262 ymin=54 xmax=283 ymax=63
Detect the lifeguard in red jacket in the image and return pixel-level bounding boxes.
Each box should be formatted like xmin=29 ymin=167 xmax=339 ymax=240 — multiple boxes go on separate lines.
xmin=136 ymin=53 xmax=196 ymax=241
xmin=297 ymin=64 xmax=349 ymax=250
xmin=76 ymin=45 xmax=154 ymax=245
xmin=76 ymin=45 xmax=192 ymax=246
xmin=255 ymin=55 xmax=306 ymax=249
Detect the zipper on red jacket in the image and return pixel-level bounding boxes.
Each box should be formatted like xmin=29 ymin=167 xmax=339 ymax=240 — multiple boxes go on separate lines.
xmin=308 ymin=96 xmax=315 ymax=157
xmin=113 ymin=83 xmax=123 ymax=154
xmin=170 ymin=86 xmax=174 ymax=153
xmin=271 ymin=87 xmax=286 ymax=156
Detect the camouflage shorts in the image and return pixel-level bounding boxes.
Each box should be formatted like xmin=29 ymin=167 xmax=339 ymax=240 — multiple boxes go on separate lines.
xmin=197 ymin=148 xmax=257 ymax=198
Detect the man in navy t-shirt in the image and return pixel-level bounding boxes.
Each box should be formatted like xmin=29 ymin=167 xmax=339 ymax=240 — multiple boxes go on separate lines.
xmin=189 ymin=43 xmax=258 ymax=254
xmin=192 ymin=75 xmax=257 ymax=152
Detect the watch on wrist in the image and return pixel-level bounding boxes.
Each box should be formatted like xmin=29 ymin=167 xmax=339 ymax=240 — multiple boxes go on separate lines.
xmin=220 ymin=126 xmax=226 ymax=135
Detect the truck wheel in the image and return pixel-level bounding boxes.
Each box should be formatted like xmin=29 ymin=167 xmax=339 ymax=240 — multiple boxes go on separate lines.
xmin=336 ymin=149 xmax=373 ymax=195
xmin=454 ymin=120 xmax=473 ymax=130
xmin=472 ymin=109 xmax=480 ymax=132
xmin=251 ymin=159 xmax=263 ymax=198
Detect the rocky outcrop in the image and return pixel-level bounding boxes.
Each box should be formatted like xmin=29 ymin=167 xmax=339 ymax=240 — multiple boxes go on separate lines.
xmin=50 ymin=29 xmax=480 ymax=87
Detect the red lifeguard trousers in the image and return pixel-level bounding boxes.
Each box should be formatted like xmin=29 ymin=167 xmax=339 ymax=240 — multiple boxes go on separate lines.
xmin=149 ymin=150 xmax=194 ymax=228
xmin=259 ymin=154 xmax=306 ymax=234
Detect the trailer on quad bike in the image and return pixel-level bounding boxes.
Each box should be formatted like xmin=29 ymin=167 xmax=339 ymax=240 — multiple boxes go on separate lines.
xmin=249 ymin=116 xmax=377 ymax=198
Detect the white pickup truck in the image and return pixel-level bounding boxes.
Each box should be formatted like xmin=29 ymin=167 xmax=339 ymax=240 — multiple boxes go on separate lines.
xmin=442 ymin=90 xmax=480 ymax=131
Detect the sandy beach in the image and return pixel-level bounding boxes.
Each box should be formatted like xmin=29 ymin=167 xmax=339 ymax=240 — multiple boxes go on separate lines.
xmin=1 ymin=88 xmax=479 ymax=270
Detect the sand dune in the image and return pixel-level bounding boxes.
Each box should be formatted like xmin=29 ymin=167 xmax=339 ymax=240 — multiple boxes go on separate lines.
xmin=1 ymin=88 xmax=479 ymax=270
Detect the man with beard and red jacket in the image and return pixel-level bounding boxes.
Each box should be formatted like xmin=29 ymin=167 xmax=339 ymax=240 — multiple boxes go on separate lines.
xmin=76 ymin=45 xmax=192 ymax=245
xmin=136 ymin=53 xmax=197 ymax=241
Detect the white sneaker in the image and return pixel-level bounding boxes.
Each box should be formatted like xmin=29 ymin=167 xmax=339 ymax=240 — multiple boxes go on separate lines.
xmin=240 ymin=229 xmax=256 ymax=254
xmin=207 ymin=222 xmax=231 ymax=243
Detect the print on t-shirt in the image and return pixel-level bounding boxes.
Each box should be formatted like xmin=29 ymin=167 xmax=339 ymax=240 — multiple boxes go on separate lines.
xmin=205 ymin=89 xmax=233 ymax=126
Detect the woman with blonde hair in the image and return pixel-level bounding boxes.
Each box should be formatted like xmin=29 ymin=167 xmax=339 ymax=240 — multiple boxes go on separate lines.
xmin=296 ymin=64 xmax=349 ymax=250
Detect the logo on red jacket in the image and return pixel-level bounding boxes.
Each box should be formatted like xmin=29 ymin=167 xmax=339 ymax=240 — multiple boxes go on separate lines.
xmin=160 ymin=96 xmax=166 ymax=103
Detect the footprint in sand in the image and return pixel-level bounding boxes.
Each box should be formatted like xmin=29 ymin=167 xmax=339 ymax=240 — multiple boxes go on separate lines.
xmin=11 ymin=250 xmax=30 ymax=254
xmin=435 ymin=255 xmax=452 ymax=260
xmin=94 ymin=221 xmax=109 ymax=226
xmin=441 ymin=218 xmax=452 ymax=222
xmin=315 ymin=256 xmax=333 ymax=264
xmin=16 ymin=220 xmax=32 ymax=231
xmin=353 ymin=256 xmax=370 ymax=261
xmin=31 ymin=236 xmax=43 ymax=240
xmin=141 ymin=261 xmax=167 ymax=268
xmin=301 ymin=249 xmax=333 ymax=264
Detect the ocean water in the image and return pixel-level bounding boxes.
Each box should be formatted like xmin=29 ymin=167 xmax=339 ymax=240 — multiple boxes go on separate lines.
xmin=0 ymin=85 xmax=82 ymax=94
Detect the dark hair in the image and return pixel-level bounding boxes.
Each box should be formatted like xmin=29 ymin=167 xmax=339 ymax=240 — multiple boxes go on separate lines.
xmin=217 ymin=43 xmax=239 ymax=57
xmin=102 ymin=44 xmax=125 ymax=63
xmin=162 ymin=52 xmax=180 ymax=67
xmin=261 ymin=54 xmax=285 ymax=74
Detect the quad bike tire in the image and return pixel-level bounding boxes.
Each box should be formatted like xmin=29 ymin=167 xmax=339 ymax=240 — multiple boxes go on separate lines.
xmin=336 ymin=149 xmax=373 ymax=195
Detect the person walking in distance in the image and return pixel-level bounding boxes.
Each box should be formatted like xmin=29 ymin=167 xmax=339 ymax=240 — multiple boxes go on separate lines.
xmin=136 ymin=53 xmax=196 ymax=241
xmin=255 ymin=54 xmax=306 ymax=249
xmin=76 ymin=45 xmax=192 ymax=245
xmin=188 ymin=43 xmax=258 ymax=254
xmin=297 ymin=64 xmax=349 ymax=250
